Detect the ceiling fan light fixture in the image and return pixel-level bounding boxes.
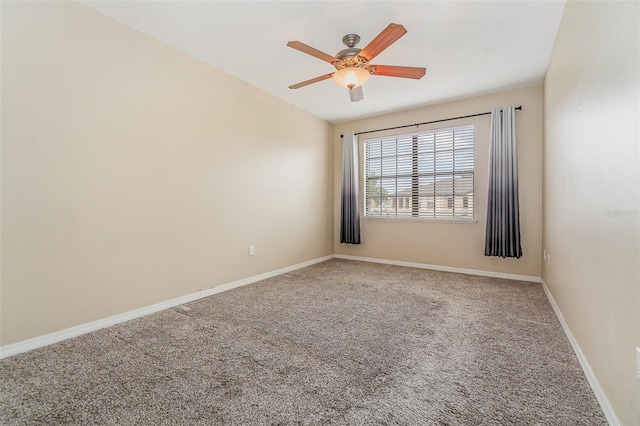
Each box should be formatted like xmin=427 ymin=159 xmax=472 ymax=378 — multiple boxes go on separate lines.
xmin=332 ymin=67 xmax=370 ymax=89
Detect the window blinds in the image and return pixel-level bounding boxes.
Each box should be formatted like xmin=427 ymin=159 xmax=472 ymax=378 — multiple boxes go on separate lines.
xmin=365 ymin=125 xmax=474 ymax=220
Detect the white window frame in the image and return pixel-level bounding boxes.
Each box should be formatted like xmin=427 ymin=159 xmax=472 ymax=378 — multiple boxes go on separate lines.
xmin=363 ymin=124 xmax=475 ymax=222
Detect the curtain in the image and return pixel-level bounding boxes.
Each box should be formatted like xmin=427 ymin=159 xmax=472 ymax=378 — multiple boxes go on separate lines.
xmin=485 ymin=106 xmax=522 ymax=258
xmin=340 ymin=131 xmax=361 ymax=244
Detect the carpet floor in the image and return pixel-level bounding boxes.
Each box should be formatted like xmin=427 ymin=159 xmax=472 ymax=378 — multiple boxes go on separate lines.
xmin=0 ymin=259 xmax=606 ymax=425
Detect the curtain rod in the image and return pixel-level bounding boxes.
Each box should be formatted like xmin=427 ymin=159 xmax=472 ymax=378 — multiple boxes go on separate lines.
xmin=340 ymin=105 xmax=522 ymax=138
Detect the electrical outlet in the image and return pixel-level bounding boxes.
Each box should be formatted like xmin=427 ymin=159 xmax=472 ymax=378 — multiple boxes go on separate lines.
xmin=636 ymin=347 xmax=640 ymax=382
xmin=248 ymin=245 xmax=255 ymax=256
xmin=547 ymin=253 xmax=551 ymax=266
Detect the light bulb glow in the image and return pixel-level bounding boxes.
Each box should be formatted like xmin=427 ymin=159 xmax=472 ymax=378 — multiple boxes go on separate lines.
xmin=332 ymin=67 xmax=370 ymax=89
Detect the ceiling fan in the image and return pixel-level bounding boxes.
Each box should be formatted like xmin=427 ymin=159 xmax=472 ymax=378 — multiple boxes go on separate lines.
xmin=287 ymin=23 xmax=426 ymax=102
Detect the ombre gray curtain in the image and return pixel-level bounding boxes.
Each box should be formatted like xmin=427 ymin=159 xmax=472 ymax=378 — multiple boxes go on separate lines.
xmin=485 ymin=106 xmax=522 ymax=258
xmin=340 ymin=131 xmax=361 ymax=244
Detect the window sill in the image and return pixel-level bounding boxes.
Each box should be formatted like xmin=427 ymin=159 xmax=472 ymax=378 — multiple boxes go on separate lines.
xmin=362 ymin=216 xmax=478 ymax=224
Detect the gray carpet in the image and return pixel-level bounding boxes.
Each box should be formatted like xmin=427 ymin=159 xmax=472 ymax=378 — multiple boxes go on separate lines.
xmin=0 ymin=259 xmax=606 ymax=425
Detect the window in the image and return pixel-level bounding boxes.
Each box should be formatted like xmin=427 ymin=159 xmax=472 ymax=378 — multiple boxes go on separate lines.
xmin=364 ymin=125 xmax=474 ymax=220
xmin=426 ymin=197 xmax=434 ymax=210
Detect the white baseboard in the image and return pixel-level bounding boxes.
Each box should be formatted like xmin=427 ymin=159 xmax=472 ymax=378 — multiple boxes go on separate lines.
xmin=540 ymin=278 xmax=620 ymax=426
xmin=334 ymin=254 xmax=541 ymax=283
xmin=0 ymin=255 xmax=334 ymax=360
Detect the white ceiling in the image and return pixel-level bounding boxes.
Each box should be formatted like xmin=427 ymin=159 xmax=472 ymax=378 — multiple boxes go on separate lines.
xmin=82 ymin=1 xmax=566 ymax=124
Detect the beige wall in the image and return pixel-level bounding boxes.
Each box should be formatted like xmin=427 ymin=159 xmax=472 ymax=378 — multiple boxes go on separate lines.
xmin=0 ymin=2 xmax=334 ymax=346
xmin=543 ymin=1 xmax=640 ymax=424
xmin=334 ymin=86 xmax=543 ymax=278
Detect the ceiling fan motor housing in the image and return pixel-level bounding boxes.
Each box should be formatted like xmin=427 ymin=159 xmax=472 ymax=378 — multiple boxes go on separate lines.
xmin=334 ymin=34 xmax=369 ymax=70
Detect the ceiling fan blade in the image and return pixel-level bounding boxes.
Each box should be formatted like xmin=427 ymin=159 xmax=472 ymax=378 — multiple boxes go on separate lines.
xmin=368 ymin=65 xmax=426 ymax=79
xmin=349 ymin=85 xmax=364 ymax=102
xmin=287 ymin=41 xmax=338 ymax=64
xmin=359 ymin=23 xmax=407 ymax=62
xmin=288 ymin=73 xmax=334 ymax=89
